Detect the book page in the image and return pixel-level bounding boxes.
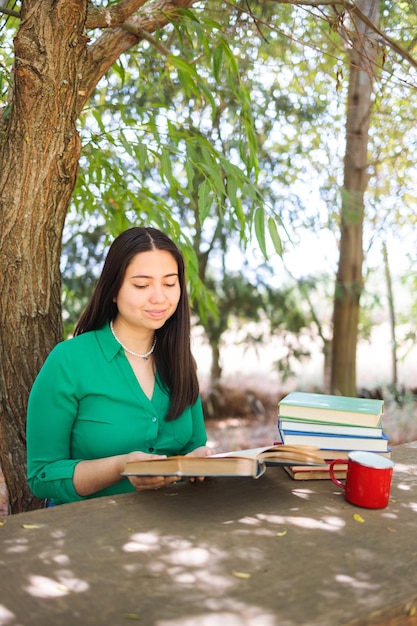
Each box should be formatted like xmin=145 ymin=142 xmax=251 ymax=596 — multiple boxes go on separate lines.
xmin=213 ymin=444 xmax=324 ymax=466
xmin=212 ymin=446 xmax=274 ymax=459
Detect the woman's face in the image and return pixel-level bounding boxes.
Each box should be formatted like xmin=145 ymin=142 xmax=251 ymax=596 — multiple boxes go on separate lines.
xmin=114 ymin=249 xmax=181 ymax=332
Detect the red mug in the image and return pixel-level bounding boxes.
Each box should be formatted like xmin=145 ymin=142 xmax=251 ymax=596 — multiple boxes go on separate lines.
xmin=329 ymin=451 xmax=395 ymax=509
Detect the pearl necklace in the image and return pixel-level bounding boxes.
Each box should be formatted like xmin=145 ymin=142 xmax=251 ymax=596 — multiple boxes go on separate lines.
xmin=110 ymin=321 xmax=156 ymax=360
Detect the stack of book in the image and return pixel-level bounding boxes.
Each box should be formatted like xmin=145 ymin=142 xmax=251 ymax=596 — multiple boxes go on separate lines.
xmin=276 ymin=391 xmax=390 ymax=481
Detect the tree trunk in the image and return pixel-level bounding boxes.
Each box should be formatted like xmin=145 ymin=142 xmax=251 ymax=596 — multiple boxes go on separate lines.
xmin=0 ymin=0 xmax=88 ymax=513
xmin=330 ymin=0 xmax=380 ymax=396
xmin=382 ymin=241 xmax=398 ymax=388
xmin=210 ymin=343 xmax=222 ymax=382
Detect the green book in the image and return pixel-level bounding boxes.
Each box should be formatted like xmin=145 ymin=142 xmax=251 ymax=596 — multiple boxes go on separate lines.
xmin=278 ymin=392 xmax=384 ymax=428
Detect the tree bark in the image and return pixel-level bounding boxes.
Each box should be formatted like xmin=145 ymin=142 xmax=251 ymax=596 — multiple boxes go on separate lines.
xmin=330 ymin=0 xmax=380 ymax=396
xmin=0 ymin=0 xmax=88 ymax=513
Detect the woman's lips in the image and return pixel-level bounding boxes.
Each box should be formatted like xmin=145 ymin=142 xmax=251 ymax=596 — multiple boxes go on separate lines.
xmin=146 ymin=309 xmax=167 ymax=319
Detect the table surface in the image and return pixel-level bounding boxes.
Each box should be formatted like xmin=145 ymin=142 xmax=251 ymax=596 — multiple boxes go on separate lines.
xmin=1 ymin=442 xmax=417 ymax=626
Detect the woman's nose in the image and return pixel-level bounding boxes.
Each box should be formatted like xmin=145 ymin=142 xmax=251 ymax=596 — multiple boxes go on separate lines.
xmin=149 ymin=284 xmax=166 ymax=302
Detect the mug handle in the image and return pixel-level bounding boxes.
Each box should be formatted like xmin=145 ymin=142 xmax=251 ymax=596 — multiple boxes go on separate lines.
xmin=329 ymin=458 xmax=347 ymax=489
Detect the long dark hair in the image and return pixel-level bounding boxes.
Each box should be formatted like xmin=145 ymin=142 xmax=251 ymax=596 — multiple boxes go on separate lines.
xmin=74 ymin=227 xmax=199 ymax=421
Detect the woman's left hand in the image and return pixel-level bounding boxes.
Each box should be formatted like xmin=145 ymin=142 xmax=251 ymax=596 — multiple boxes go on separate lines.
xmin=186 ymin=445 xmax=216 ymax=458
xmin=185 ymin=445 xmax=216 ymax=482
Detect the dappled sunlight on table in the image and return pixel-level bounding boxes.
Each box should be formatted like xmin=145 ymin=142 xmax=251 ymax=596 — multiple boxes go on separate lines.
xmin=0 ymin=605 xmax=15 ymax=624
xmin=122 ymin=531 xmax=161 ymax=553
xmin=334 ymin=574 xmax=380 ymax=591
xmin=258 ymin=512 xmax=345 ymax=531
xmin=157 ymin=603 xmax=278 ymax=626
xmin=24 ymin=572 xmax=89 ymax=598
xmin=394 ymin=462 xmax=417 ymax=475
xmin=0 ymin=442 xmax=416 ymax=626
xmin=291 ymin=487 xmax=317 ymax=500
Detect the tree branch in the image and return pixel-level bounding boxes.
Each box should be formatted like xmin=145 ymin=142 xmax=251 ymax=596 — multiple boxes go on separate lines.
xmin=122 ymin=22 xmax=172 ymax=56
xmin=0 ymin=6 xmax=20 ymax=18
xmin=77 ymin=0 xmax=198 ymax=112
xmin=85 ymin=0 xmax=147 ymax=29
xmin=264 ymin=0 xmax=417 ymax=71
xmin=348 ymin=1 xmax=417 ymax=71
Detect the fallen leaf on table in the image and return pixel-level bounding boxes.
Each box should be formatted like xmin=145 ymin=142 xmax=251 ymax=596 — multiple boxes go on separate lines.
xmin=0 ymin=520 xmax=6 ymax=526
xmin=21 ymin=524 xmax=42 ymax=529
xmin=276 ymin=530 xmax=287 ymax=537
xmin=353 ymin=513 xmax=365 ymax=523
xmin=232 ymin=571 xmax=251 ymax=579
xmin=124 ymin=613 xmax=141 ymax=620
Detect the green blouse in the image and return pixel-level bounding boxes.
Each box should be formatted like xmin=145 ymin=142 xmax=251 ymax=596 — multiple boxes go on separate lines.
xmin=26 ymin=324 xmax=207 ymax=505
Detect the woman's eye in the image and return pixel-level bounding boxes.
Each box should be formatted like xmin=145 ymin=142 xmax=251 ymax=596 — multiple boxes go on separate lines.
xmin=133 ymin=281 xmax=177 ymax=289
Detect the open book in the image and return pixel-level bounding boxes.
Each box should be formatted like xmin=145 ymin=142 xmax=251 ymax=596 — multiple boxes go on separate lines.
xmin=121 ymin=444 xmax=325 ymax=480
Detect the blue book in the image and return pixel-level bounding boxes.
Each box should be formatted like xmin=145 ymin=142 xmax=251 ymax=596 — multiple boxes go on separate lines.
xmin=277 ymin=427 xmax=389 ymax=452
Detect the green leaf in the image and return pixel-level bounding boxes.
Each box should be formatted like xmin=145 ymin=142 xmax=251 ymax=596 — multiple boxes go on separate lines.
xmin=213 ymin=44 xmax=224 ymax=82
xmin=91 ymin=109 xmax=105 ymax=133
xmin=168 ymin=55 xmax=199 ymax=80
xmin=176 ymin=69 xmax=195 ymax=98
xmin=198 ymin=180 xmax=213 ymax=221
xmin=112 ymin=59 xmax=126 ymax=87
xmin=118 ymin=130 xmax=134 ymax=157
xmin=197 ymin=82 xmax=216 ymax=113
xmin=254 ymin=207 xmax=267 ymax=258
xmin=234 ymin=196 xmax=246 ymax=235
xmin=220 ymin=40 xmax=239 ymax=82
xmin=227 ymin=175 xmax=237 ymax=207
xmin=200 ymin=163 xmax=225 ymax=196
xmin=268 ymin=216 xmax=283 ymax=256
xmin=160 ymin=147 xmax=174 ymax=187
xmin=134 ymin=143 xmax=148 ymax=169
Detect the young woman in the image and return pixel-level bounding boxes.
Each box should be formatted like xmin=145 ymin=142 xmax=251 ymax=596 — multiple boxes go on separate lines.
xmin=26 ymin=227 xmax=211 ymax=505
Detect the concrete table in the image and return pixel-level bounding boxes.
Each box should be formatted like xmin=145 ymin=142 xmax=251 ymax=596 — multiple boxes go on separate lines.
xmin=1 ymin=442 xmax=416 ymax=626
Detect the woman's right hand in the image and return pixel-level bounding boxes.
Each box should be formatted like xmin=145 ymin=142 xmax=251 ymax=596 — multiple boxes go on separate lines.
xmin=123 ymin=451 xmax=179 ymax=491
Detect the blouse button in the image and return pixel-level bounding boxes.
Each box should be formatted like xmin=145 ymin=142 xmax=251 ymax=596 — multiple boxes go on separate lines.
xmin=152 ymin=416 xmax=157 ymax=423
xmin=149 ymin=447 xmax=154 ymax=452
xmin=41 ymin=472 xmax=46 ymax=479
